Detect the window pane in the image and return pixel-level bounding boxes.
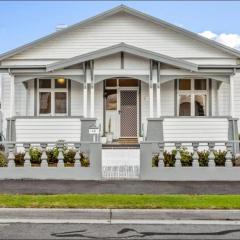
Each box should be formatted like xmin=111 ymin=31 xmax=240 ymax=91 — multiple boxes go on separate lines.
xmin=195 ymin=79 xmax=207 ymax=90
xmin=119 ymin=79 xmax=138 ymax=87
xmin=39 ymin=79 xmax=51 ymax=88
xmin=39 ymin=92 xmax=51 ymax=114
xmin=105 ymin=90 xmax=117 ymax=110
xmin=179 ymin=95 xmax=191 ymax=116
xmin=195 ymin=95 xmax=206 ymax=116
xmin=179 ymin=79 xmax=191 ymax=90
xmin=55 ymin=92 xmax=67 ymax=114
xmin=106 ymin=79 xmax=117 ymax=87
xmin=55 ymin=78 xmax=67 ymax=88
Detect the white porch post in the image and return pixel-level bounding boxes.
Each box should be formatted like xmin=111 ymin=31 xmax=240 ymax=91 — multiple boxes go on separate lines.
xmin=90 ymin=60 xmax=95 ymax=118
xmin=230 ymin=74 xmax=235 ymax=117
xmin=83 ymin=63 xmax=88 ymax=117
xmin=149 ymin=60 xmax=153 ymax=118
xmin=9 ymin=74 xmax=15 ymax=118
xmin=7 ymin=73 xmax=15 ymax=142
xmin=156 ymin=62 xmax=161 ymax=117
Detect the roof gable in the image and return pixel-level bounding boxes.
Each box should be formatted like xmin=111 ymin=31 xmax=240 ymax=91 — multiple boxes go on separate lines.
xmin=0 ymin=5 xmax=240 ymax=61
xmin=46 ymin=43 xmax=198 ymax=72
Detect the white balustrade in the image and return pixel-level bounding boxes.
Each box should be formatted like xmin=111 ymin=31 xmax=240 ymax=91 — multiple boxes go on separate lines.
xmin=153 ymin=141 xmax=235 ymax=168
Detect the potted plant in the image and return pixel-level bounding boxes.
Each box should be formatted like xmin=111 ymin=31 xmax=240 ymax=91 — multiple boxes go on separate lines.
xmin=101 ymin=135 xmax=107 ymax=144
xmin=106 ymin=117 xmax=113 ymax=144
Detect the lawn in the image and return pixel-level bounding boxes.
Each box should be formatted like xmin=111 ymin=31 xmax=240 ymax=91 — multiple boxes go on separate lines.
xmin=0 ymin=194 xmax=240 ymax=209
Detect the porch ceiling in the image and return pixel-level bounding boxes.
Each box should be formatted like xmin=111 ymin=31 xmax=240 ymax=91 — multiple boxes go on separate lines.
xmin=46 ymin=42 xmax=198 ymax=72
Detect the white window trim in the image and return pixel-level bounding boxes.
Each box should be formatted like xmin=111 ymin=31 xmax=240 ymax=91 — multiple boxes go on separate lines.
xmin=37 ymin=78 xmax=68 ymax=116
xmin=177 ymin=78 xmax=209 ymax=116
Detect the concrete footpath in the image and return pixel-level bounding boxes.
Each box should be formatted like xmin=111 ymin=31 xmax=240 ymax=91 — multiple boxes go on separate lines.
xmin=1 ymin=209 xmax=240 ymax=224
xmin=1 ymin=180 xmax=240 ymax=194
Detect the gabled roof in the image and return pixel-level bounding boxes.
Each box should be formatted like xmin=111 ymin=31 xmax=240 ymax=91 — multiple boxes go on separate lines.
xmin=46 ymin=43 xmax=198 ymax=72
xmin=0 ymin=5 xmax=240 ymax=61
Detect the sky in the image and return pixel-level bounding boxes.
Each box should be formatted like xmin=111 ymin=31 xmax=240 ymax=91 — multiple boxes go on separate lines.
xmin=0 ymin=1 xmax=240 ymax=54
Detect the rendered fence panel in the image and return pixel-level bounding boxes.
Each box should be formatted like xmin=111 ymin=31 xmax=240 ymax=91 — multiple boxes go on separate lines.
xmin=140 ymin=141 xmax=240 ymax=181
xmin=0 ymin=142 xmax=102 ymax=180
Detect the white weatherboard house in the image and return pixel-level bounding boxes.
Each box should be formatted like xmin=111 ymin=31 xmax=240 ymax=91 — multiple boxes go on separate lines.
xmin=0 ymin=5 xmax=240 ymax=145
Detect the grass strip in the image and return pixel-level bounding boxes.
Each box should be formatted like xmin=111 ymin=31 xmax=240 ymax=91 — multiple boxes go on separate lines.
xmin=0 ymin=194 xmax=240 ymax=209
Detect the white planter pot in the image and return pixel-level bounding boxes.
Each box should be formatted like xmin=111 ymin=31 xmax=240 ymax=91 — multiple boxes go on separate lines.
xmin=101 ymin=137 xmax=107 ymax=144
xmin=106 ymin=133 xmax=113 ymax=144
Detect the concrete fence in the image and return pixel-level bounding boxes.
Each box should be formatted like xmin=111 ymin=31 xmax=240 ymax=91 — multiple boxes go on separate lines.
xmin=140 ymin=141 xmax=240 ymax=181
xmin=0 ymin=141 xmax=102 ymax=180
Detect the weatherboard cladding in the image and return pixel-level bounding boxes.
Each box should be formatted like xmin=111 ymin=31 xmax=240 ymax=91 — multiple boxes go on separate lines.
xmin=46 ymin=43 xmax=198 ymax=72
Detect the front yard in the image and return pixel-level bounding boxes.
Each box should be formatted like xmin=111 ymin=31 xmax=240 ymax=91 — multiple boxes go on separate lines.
xmin=0 ymin=194 xmax=240 ymax=209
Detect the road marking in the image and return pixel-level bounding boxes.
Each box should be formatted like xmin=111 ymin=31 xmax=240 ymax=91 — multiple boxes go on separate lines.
xmin=0 ymin=208 xmax=110 ymax=212
xmin=111 ymin=220 xmax=240 ymax=225
xmin=1 ymin=219 xmax=240 ymax=225
xmin=0 ymin=219 xmax=110 ymax=224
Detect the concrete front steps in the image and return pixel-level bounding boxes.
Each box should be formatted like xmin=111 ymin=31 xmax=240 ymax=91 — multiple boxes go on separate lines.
xmin=118 ymin=138 xmax=139 ymax=145
xmin=102 ymin=138 xmax=140 ymax=149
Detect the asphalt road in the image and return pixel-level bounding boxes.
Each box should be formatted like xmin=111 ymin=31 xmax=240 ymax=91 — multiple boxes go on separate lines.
xmin=1 ymin=209 xmax=240 ymax=239
xmin=2 ymin=180 xmax=240 ymax=194
xmin=1 ymin=223 xmax=240 ymax=239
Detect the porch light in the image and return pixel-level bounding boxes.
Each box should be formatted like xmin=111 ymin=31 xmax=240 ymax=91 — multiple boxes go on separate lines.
xmin=57 ymin=78 xmax=66 ymax=85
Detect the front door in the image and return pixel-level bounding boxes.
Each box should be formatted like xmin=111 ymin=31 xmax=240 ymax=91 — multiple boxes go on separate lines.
xmin=120 ymin=90 xmax=138 ymax=137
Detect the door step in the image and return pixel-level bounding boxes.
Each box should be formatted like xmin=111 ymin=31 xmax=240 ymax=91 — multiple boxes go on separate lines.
xmin=118 ymin=138 xmax=139 ymax=145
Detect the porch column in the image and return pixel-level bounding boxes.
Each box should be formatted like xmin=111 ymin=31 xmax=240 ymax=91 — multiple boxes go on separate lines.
xmin=230 ymin=74 xmax=235 ymax=117
xmin=149 ymin=60 xmax=153 ymax=117
xmin=6 ymin=74 xmax=16 ymax=141
xmin=156 ymin=62 xmax=161 ymax=117
xmin=9 ymin=74 xmax=15 ymax=118
xmin=83 ymin=62 xmax=88 ymax=117
xmin=90 ymin=60 xmax=95 ymax=118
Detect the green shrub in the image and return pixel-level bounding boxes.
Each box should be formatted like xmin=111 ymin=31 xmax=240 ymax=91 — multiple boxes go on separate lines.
xmin=0 ymin=151 xmax=7 ymax=167
xmin=198 ymin=150 xmax=209 ymax=166
xmin=14 ymin=153 xmax=25 ymax=166
xmin=13 ymin=146 xmax=90 ymax=167
xmin=80 ymin=152 xmax=90 ymax=167
xmin=152 ymin=154 xmax=159 ymax=167
xmin=29 ymin=147 xmax=42 ymax=164
xmin=163 ymin=151 xmax=175 ymax=167
xmin=46 ymin=147 xmax=58 ymax=164
xmin=214 ymin=150 xmax=227 ymax=166
xmin=152 ymin=149 xmax=228 ymax=167
xmin=173 ymin=148 xmax=192 ymax=167
xmin=63 ymin=148 xmax=76 ymax=164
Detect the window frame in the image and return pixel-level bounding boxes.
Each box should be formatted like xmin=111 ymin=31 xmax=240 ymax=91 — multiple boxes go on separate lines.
xmin=177 ymin=78 xmax=209 ymax=117
xmin=37 ymin=78 xmax=68 ymax=116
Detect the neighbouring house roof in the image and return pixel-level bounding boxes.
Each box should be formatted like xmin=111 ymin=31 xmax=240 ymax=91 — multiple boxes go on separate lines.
xmin=46 ymin=42 xmax=198 ymax=72
xmin=0 ymin=5 xmax=240 ymax=61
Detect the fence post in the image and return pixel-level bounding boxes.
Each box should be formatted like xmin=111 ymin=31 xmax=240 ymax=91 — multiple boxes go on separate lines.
xmin=74 ymin=143 xmax=81 ymax=167
xmin=23 ymin=143 xmax=31 ymax=167
xmin=158 ymin=142 xmax=165 ymax=167
xmin=57 ymin=141 xmax=65 ymax=167
xmin=175 ymin=142 xmax=182 ymax=167
xmin=192 ymin=142 xmax=199 ymax=167
xmin=40 ymin=143 xmax=48 ymax=168
xmin=208 ymin=142 xmax=216 ymax=167
xmin=7 ymin=143 xmax=15 ymax=168
xmin=225 ymin=142 xmax=233 ymax=167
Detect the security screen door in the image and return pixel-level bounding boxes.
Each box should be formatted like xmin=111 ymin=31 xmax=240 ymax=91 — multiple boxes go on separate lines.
xmin=120 ymin=90 xmax=138 ymax=137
